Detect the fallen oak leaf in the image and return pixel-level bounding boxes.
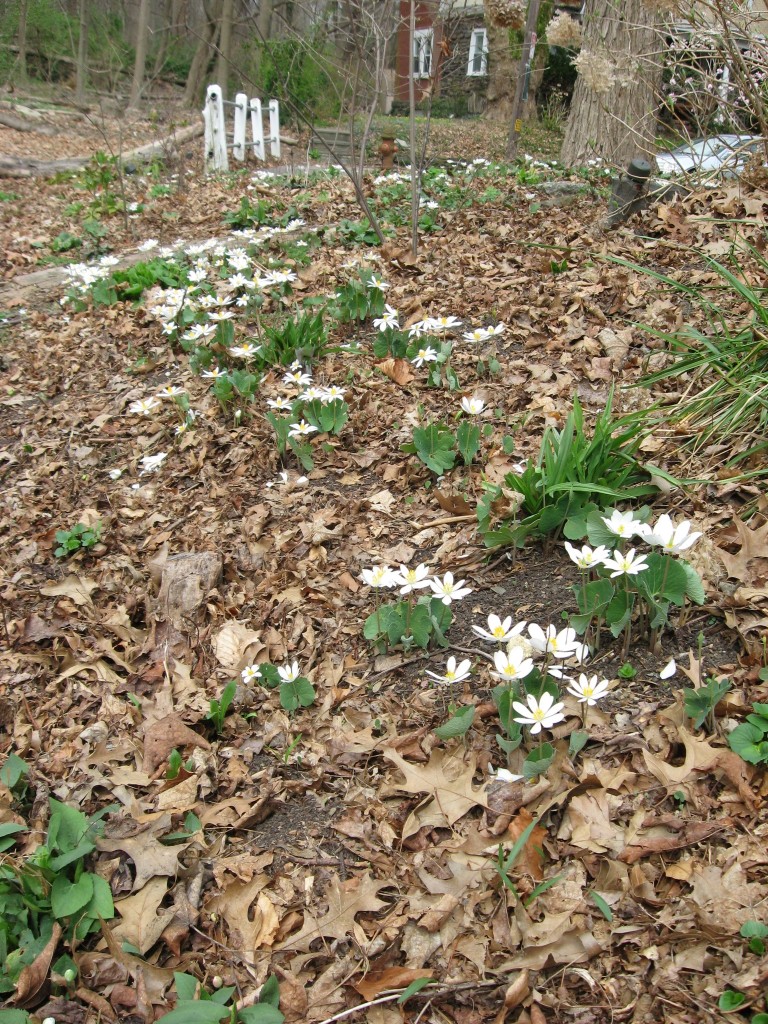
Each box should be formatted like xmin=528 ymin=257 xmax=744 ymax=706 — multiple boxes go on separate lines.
xmin=279 ymin=871 xmax=386 ymax=951
xmin=112 ymin=877 xmax=175 ymax=956
xmin=618 ymin=817 xmax=733 ymax=864
xmin=383 ymin=748 xmax=489 ymax=839
xmin=142 ymin=713 xmax=210 ymax=777
xmin=354 ymin=966 xmax=433 ymax=1002
xmin=15 ymin=921 xmax=62 ymax=1008
xmin=375 ymin=357 xmax=414 ymax=385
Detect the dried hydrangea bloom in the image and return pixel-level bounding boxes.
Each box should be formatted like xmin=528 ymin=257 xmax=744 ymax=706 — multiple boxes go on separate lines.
xmin=573 ymin=50 xmax=617 ymax=94
xmin=545 ymin=11 xmax=582 ymax=49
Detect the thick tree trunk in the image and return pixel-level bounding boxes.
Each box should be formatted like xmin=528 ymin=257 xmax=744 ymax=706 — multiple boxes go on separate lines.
xmin=483 ymin=22 xmax=517 ymax=122
xmin=184 ymin=0 xmax=222 ymax=106
xmin=129 ymin=0 xmax=152 ymax=107
xmin=75 ymin=0 xmax=88 ymax=102
xmin=17 ymin=0 xmax=29 ymax=81
xmin=215 ymin=0 xmax=234 ymax=94
xmin=560 ymin=0 xmax=663 ymax=169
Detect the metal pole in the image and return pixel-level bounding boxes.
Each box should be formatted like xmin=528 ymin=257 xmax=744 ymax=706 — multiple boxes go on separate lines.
xmin=506 ymin=0 xmax=541 ymax=161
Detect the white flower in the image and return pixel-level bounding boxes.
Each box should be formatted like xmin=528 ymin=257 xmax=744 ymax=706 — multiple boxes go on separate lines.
xmin=372 ymin=304 xmax=399 ymax=331
xmin=300 ymin=385 xmax=326 ymax=402
xmin=367 ymin=274 xmax=390 ymax=291
xmin=278 ymin=661 xmax=301 ymax=683
xmin=491 ymin=766 xmax=524 ymax=783
xmin=659 ymin=658 xmax=677 ymax=680
xmin=512 ymin=692 xmax=566 ymax=734
xmin=566 ymin=674 xmax=610 ymax=705
xmin=411 ymin=346 xmax=438 ymax=368
xmin=425 ymin=656 xmax=472 ymax=685
xmin=129 ymin=397 xmax=160 ymax=416
xmin=208 ymin=309 xmax=235 ymax=322
xmin=460 ymin=396 xmax=485 ymax=415
xmin=361 ymin=564 xmax=398 ymax=588
xmin=462 ymin=327 xmax=490 ymax=343
xmin=408 ymin=319 xmax=429 ymax=338
xmin=486 ymin=323 xmax=505 ymax=336
xmin=392 ymin=563 xmax=432 ymax=594
xmin=564 ymin=542 xmax=611 ymax=569
xmin=602 ymin=510 xmax=646 ymax=539
xmin=429 ymin=571 xmax=472 ymax=605
xmin=601 ymin=548 xmax=649 ymax=578
xmin=288 ymin=419 xmax=317 ymax=438
xmin=108 ymin=468 xmax=123 ymax=480
xmin=283 ymin=370 xmax=312 ymax=387
xmin=183 ymin=323 xmax=216 ymax=342
xmin=230 ymin=342 xmax=262 ymax=359
xmin=139 ymin=452 xmax=167 ymax=474
xmin=241 ymin=664 xmax=262 ymax=684
xmin=156 ymin=385 xmax=186 ymax=398
xmin=321 ymin=385 xmax=347 ymax=402
xmin=138 ymin=238 xmax=159 ymax=251
xmin=267 ymin=396 xmax=292 ymax=411
xmin=472 ymin=615 xmax=526 ymax=644
xmin=201 ymin=366 xmax=227 ymax=379
xmin=528 ymin=623 xmax=581 ymax=659
xmin=492 ymin=647 xmax=535 ymax=681
xmin=427 ymin=314 xmax=462 ymax=331
xmin=643 ymin=514 xmax=702 ymax=554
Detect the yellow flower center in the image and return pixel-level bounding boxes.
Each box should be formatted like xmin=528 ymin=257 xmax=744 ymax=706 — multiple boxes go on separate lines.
xmin=583 ymin=686 xmax=594 ymax=697
xmin=492 ymin=626 xmax=505 ymax=637
xmin=532 ymin=709 xmax=545 ymax=721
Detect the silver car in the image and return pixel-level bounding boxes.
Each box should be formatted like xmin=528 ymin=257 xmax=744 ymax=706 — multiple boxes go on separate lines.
xmin=655 ymin=134 xmax=764 ymax=177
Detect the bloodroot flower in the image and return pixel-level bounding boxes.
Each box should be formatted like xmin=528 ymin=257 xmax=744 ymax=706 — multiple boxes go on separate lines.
xmin=512 ymin=692 xmax=566 ymax=734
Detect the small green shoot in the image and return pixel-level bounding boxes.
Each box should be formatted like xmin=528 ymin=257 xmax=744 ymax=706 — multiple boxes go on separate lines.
xmin=206 ymin=681 xmax=237 ymax=736
xmin=54 ymin=521 xmax=102 ymax=557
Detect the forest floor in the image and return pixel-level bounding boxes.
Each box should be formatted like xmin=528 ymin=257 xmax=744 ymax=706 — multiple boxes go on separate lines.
xmin=1 ymin=92 xmax=768 ymax=1024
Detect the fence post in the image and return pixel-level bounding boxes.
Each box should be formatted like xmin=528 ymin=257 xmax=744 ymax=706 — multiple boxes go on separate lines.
xmin=249 ymin=98 xmax=265 ymax=161
xmin=232 ymin=92 xmax=248 ymax=161
xmin=204 ymin=85 xmax=228 ymax=172
xmin=268 ymin=99 xmax=281 ymax=159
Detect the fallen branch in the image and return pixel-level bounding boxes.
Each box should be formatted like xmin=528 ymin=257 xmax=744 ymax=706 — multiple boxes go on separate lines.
xmin=0 ymin=120 xmax=204 ymax=178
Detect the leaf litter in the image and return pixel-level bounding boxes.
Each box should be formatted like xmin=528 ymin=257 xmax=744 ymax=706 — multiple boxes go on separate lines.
xmin=0 ymin=118 xmax=767 ymax=1023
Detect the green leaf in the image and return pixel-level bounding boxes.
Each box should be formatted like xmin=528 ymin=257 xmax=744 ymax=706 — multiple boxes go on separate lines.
xmin=683 ymin=677 xmax=730 ymax=729
xmin=155 ymin=1001 xmax=231 ymax=1024
xmin=0 ymin=1012 xmax=31 ymax=1023
xmin=237 ymin=1006 xmax=284 ymax=1024
xmin=51 ymin=872 xmax=94 ymax=919
xmin=717 ymin=990 xmax=746 ymax=1011
xmin=434 ymin=705 xmax=475 ymax=740
xmin=258 ymin=975 xmax=281 ymax=1008
xmin=568 ymin=731 xmax=589 ymax=758
xmin=87 ymin=873 xmax=115 ymax=920
xmin=47 ymin=799 xmax=94 ymax=857
xmin=606 ymin=590 xmax=633 ymax=637
xmin=407 ymin=604 xmax=433 ymax=649
xmin=523 ymin=742 xmax=555 ymax=779
xmin=728 ymin=722 xmax=768 ymax=765
xmin=174 ymin=972 xmax=200 ymax=1001
xmin=279 ymin=677 xmax=316 ymax=712
xmin=397 ymin=977 xmax=433 ymax=1004
xmin=0 ymin=753 xmax=29 ymax=789
xmin=456 ymin=421 xmax=480 ymax=466
xmin=0 ymin=822 xmax=28 ymax=852
xmin=679 ymin=560 xmax=705 ymax=605
xmin=588 ymin=891 xmax=613 ymax=921
xmin=740 ymin=920 xmax=768 ymax=939
xmin=411 ymin=422 xmax=456 ymax=476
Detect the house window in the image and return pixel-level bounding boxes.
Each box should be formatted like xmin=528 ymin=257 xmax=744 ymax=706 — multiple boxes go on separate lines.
xmin=413 ymin=29 xmax=433 ymax=78
xmin=467 ymin=28 xmax=488 ymax=76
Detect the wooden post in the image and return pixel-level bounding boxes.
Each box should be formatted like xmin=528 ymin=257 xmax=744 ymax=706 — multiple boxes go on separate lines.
xmin=268 ymin=100 xmax=281 ymax=158
xmin=232 ymin=92 xmax=247 ymax=161
xmin=505 ymin=0 xmax=541 ymax=161
xmin=204 ymin=85 xmax=228 ymax=172
xmin=250 ymin=98 xmax=265 ymax=161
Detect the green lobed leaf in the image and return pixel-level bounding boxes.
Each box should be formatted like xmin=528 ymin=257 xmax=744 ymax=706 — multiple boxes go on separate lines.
xmin=51 ymin=871 xmax=94 ymax=919
xmin=728 ymin=722 xmax=768 ymax=765
xmin=280 ymin=677 xmax=316 ymax=712
xmin=434 ymin=705 xmax=475 ymax=740
xmin=456 ymin=421 xmax=480 ymax=466
xmin=411 ymin=423 xmax=456 ymax=476
xmin=155 ymin=1001 xmax=231 ymax=1024
xmin=238 ymin=1006 xmax=284 ymax=1024
xmin=717 ymin=990 xmax=746 ymax=1011
xmin=523 ymin=742 xmax=556 ymax=779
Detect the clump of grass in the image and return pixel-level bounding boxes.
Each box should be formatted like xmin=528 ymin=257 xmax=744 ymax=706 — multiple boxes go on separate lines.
xmin=607 ymin=242 xmax=768 ymax=469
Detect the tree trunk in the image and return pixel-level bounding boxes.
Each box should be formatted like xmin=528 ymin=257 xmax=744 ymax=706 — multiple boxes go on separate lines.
xmin=252 ymin=0 xmax=273 ymax=81
xmin=560 ymin=0 xmax=663 ymax=169
xmin=215 ymin=0 xmax=234 ymax=94
xmin=75 ymin=0 xmax=88 ymax=102
xmin=483 ymin=23 xmax=517 ymax=122
xmin=152 ymin=0 xmax=174 ymax=78
xmin=17 ymin=0 xmax=29 ymax=82
xmin=129 ymin=0 xmax=151 ymax=107
xmin=184 ymin=0 xmax=222 ymax=106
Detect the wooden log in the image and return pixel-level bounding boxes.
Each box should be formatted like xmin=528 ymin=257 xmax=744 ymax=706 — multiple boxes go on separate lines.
xmin=0 ymin=120 xmax=204 ymax=178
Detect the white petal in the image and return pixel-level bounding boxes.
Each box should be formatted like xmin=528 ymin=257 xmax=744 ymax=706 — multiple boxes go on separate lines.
xmin=659 ymin=658 xmax=677 ymax=680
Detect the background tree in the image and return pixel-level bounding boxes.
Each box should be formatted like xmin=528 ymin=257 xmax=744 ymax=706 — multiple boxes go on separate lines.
xmin=129 ymin=0 xmax=152 ymax=107
xmin=560 ymin=0 xmax=663 ymax=168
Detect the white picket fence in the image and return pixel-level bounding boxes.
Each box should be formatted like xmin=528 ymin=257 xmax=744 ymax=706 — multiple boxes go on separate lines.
xmin=203 ymin=85 xmax=281 ymax=173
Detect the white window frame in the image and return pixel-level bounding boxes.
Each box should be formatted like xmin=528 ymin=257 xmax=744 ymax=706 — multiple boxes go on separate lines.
xmin=413 ymin=28 xmax=434 ymax=78
xmin=467 ymin=27 xmax=488 ymax=76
